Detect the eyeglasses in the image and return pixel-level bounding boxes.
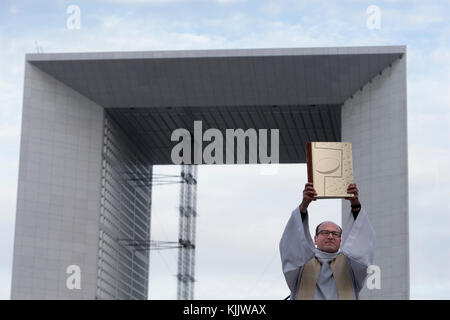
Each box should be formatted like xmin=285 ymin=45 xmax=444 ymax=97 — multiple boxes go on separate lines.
xmin=317 ymin=230 xmax=341 ymax=238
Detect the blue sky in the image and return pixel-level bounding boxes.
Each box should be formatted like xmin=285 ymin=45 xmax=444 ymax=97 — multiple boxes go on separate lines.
xmin=0 ymin=0 xmax=449 ymax=299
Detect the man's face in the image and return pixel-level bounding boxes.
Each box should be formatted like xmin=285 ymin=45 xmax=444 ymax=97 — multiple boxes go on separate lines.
xmin=314 ymin=222 xmax=342 ymax=253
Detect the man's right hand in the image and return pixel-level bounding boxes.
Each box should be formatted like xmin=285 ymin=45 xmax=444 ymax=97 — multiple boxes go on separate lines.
xmin=300 ymin=182 xmax=317 ymax=213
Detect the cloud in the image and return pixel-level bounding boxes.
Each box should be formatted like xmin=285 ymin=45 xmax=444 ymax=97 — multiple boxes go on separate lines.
xmin=148 ymin=164 xmax=344 ymax=299
xmin=101 ymin=0 xmax=185 ymax=4
xmin=215 ymin=0 xmax=247 ymax=4
xmin=408 ymin=143 xmax=450 ymax=299
xmin=0 ymin=212 xmax=15 ymax=299
xmin=102 ymin=0 xmax=246 ymax=4
xmin=0 ymin=125 xmax=21 ymax=146
xmin=9 ymin=5 xmax=19 ymax=15
xmin=406 ymin=4 xmax=445 ymax=27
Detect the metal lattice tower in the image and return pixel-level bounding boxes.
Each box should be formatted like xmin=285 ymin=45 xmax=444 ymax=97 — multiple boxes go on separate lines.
xmin=116 ymin=166 xmax=198 ymax=300
xmin=177 ymin=165 xmax=198 ymax=300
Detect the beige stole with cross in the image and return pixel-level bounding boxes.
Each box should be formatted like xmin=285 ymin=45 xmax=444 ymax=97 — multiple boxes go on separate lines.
xmin=297 ymin=253 xmax=354 ymax=300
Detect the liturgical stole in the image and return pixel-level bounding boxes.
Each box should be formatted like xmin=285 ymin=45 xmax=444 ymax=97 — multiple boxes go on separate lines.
xmin=297 ymin=253 xmax=354 ymax=300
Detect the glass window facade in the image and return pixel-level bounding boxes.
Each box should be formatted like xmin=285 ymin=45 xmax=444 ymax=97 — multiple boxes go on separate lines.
xmin=96 ymin=113 xmax=152 ymax=300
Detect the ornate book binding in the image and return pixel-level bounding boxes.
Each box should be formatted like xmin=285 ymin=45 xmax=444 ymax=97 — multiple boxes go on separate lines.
xmin=306 ymin=142 xmax=354 ymax=199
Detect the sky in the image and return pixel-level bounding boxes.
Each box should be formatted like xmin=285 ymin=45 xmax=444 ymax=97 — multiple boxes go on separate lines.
xmin=149 ymin=164 xmax=342 ymax=299
xmin=0 ymin=0 xmax=449 ymax=299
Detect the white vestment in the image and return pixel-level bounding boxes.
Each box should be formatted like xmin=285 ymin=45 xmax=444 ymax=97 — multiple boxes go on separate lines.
xmin=279 ymin=207 xmax=376 ymax=300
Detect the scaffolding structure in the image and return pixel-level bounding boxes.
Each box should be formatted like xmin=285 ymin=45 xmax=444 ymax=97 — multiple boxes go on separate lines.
xmin=177 ymin=165 xmax=198 ymax=300
xmin=118 ymin=164 xmax=198 ymax=300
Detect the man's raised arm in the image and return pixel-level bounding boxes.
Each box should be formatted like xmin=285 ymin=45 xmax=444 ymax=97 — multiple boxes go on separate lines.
xmin=279 ymin=183 xmax=317 ymax=293
xmin=341 ymin=183 xmax=376 ymax=266
xmin=341 ymin=184 xmax=376 ymax=291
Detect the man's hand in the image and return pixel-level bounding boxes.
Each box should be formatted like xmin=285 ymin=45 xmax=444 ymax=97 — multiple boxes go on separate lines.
xmin=345 ymin=183 xmax=361 ymax=206
xmin=300 ymin=182 xmax=317 ymax=213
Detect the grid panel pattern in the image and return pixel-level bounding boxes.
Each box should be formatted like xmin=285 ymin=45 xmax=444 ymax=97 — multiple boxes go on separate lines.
xmin=11 ymin=63 xmax=104 ymax=299
xmin=341 ymin=56 xmax=408 ymax=299
xmin=28 ymin=49 xmax=403 ymax=109
xmin=107 ymin=104 xmax=341 ymax=165
xmin=96 ymin=114 xmax=152 ymax=300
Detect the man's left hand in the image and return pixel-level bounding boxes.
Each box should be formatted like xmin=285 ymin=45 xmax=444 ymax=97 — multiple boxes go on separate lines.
xmin=345 ymin=183 xmax=361 ymax=206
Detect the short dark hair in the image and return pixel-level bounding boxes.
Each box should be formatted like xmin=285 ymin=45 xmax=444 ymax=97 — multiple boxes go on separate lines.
xmin=315 ymin=221 xmax=342 ymax=236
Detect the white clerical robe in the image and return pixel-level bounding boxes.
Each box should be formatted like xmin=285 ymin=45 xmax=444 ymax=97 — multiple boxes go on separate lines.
xmin=279 ymin=207 xmax=376 ymax=300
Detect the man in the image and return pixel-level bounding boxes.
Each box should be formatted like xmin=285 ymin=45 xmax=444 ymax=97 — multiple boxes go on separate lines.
xmin=279 ymin=183 xmax=375 ymax=300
